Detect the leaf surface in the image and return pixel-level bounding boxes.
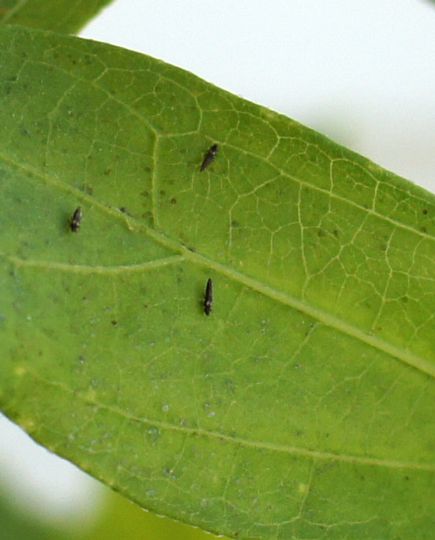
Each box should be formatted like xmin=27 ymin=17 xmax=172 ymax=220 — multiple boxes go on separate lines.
xmin=0 ymin=0 xmax=113 ymax=33
xmin=0 ymin=25 xmax=434 ymax=540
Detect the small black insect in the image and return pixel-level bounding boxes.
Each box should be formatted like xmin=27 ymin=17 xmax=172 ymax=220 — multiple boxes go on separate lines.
xmin=200 ymin=143 xmax=219 ymax=172
xmin=204 ymin=278 xmax=213 ymax=316
xmin=70 ymin=207 xmax=83 ymax=232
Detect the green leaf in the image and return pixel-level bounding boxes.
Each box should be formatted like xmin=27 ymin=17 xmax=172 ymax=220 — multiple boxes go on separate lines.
xmin=0 ymin=24 xmax=434 ymax=540
xmin=0 ymin=0 xmax=113 ymax=33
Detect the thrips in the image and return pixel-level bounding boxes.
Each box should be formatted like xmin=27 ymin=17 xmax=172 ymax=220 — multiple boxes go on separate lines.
xmin=204 ymin=278 xmax=213 ymax=316
xmin=70 ymin=207 xmax=83 ymax=232
xmin=200 ymin=143 xmax=219 ymax=172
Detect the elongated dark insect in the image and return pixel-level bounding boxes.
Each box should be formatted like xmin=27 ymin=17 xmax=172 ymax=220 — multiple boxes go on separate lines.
xmin=200 ymin=143 xmax=219 ymax=172
xmin=204 ymin=278 xmax=213 ymax=316
xmin=70 ymin=207 xmax=83 ymax=232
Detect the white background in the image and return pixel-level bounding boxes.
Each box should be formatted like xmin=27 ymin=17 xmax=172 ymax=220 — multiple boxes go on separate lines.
xmin=1 ymin=0 xmax=434 ymax=527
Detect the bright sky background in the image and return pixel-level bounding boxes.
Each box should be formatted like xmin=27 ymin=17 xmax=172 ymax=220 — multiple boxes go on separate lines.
xmin=1 ymin=0 xmax=434 ymax=526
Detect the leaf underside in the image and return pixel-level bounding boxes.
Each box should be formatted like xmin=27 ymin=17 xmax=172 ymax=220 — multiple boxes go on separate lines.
xmin=0 ymin=25 xmax=434 ymax=540
xmin=0 ymin=0 xmax=113 ymax=33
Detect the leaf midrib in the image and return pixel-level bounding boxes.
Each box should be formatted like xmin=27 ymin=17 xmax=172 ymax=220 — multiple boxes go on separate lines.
xmin=20 ymin=368 xmax=435 ymax=473
xmin=1 ymin=153 xmax=434 ymax=380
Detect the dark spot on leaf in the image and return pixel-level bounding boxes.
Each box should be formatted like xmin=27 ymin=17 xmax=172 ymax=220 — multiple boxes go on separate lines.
xmin=111 ymin=320 xmax=118 ymax=326
xmin=422 ymin=209 xmax=428 ymax=215
xmin=333 ymin=229 xmax=339 ymax=237
xmin=420 ymin=226 xmax=427 ymax=233
xmin=104 ymin=168 xmax=112 ymax=176
xmin=163 ymin=467 xmax=176 ymax=479
xmin=141 ymin=190 xmax=149 ymax=197
xmin=404 ymin=475 xmax=410 ymax=481
xmin=317 ymin=228 xmax=326 ymax=237
xmin=159 ymin=190 xmax=166 ymax=196
xmin=231 ymin=220 xmax=240 ymax=228
xmin=170 ymin=197 xmax=177 ymax=205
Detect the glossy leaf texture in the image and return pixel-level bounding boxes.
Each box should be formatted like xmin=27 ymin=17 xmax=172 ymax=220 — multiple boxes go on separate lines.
xmin=0 ymin=25 xmax=434 ymax=540
xmin=0 ymin=0 xmax=113 ymax=33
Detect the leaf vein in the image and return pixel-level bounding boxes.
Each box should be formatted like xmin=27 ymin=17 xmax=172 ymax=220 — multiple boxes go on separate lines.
xmin=1 ymin=154 xmax=434 ymax=380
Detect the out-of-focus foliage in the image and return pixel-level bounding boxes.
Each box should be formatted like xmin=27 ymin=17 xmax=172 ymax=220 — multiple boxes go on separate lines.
xmin=84 ymin=489 xmax=222 ymax=540
xmin=0 ymin=482 xmax=218 ymax=540
xmin=0 ymin=489 xmax=69 ymax=540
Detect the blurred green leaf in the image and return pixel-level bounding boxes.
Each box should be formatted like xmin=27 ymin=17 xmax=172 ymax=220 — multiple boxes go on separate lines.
xmin=0 ymin=490 xmax=70 ymax=540
xmin=85 ymin=488 xmax=221 ymax=540
xmin=0 ymin=476 xmax=217 ymax=540
xmin=0 ymin=0 xmax=113 ymax=33
xmin=0 ymin=24 xmax=434 ymax=540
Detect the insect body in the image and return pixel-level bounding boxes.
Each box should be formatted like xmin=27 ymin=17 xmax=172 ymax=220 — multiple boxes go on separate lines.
xmin=70 ymin=207 xmax=83 ymax=232
xmin=200 ymin=143 xmax=219 ymax=171
xmin=204 ymin=278 xmax=213 ymax=316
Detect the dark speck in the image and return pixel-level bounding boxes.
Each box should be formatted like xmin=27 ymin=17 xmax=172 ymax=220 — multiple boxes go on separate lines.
xmin=111 ymin=320 xmax=118 ymax=326
xmin=422 ymin=209 xmax=428 ymax=215
xmin=170 ymin=197 xmax=177 ymax=205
